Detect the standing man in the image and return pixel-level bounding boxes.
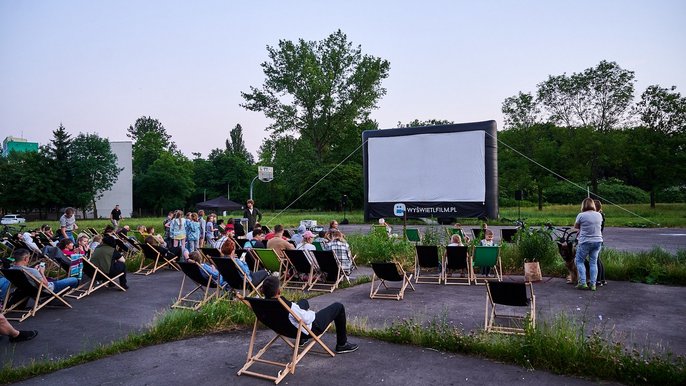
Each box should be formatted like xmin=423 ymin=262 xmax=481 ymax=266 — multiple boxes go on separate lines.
xmin=59 ymin=207 xmax=78 ymax=242
xmin=243 ymin=199 xmax=262 ymax=232
xmin=110 ymin=204 xmax=122 ymax=228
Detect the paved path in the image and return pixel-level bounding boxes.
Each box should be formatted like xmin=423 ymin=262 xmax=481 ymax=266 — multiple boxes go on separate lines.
xmin=2 ymin=257 xmax=684 ymax=384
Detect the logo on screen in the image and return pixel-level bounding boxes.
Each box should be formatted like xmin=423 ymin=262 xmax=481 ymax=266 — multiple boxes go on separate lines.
xmin=393 ymin=203 xmax=406 ymax=217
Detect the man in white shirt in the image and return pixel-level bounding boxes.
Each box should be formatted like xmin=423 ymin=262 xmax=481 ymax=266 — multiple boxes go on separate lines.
xmin=20 ymin=229 xmax=42 ymax=255
xmin=261 ymin=275 xmax=358 ymax=354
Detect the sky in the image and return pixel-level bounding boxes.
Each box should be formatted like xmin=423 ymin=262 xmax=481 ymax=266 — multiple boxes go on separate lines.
xmin=1 ymin=0 xmax=685 ymax=159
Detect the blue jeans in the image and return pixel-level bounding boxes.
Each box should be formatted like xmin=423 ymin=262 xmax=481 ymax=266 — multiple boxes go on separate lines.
xmin=52 ymin=277 xmax=79 ymax=293
xmin=0 ymin=277 xmax=10 ymax=303
xmin=575 ymin=241 xmax=602 ymax=286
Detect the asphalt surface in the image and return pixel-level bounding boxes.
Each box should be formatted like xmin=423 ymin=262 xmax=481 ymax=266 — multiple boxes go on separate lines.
xmin=1 ymin=226 xmax=685 ymax=384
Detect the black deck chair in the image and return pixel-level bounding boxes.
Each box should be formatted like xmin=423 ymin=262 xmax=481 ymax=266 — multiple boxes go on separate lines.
xmin=212 ymin=257 xmax=263 ymax=298
xmin=172 ymin=262 xmax=222 ymax=310
xmin=444 ymin=246 xmax=472 ymax=285
xmin=472 ymin=228 xmax=485 ymax=241
xmin=135 ymin=243 xmax=180 ymax=275
xmin=200 ymin=247 xmax=222 ymax=259
xmin=485 ymin=281 xmax=536 ymax=335
xmin=369 ymin=262 xmax=415 ymax=300
xmin=41 ymin=245 xmax=72 ymax=277
xmin=310 ymin=250 xmax=348 ymax=292
xmin=0 ymin=268 xmax=72 ymax=322
xmin=283 ymin=250 xmax=316 ymax=291
xmin=68 ymin=257 xmax=126 ymax=299
xmin=414 ymin=245 xmax=442 ymax=284
xmin=500 ymin=228 xmax=518 ymax=243
xmin=87 ymin=227 xmax=100 ymax=236
xmin=237 ymin=296 xmax=334 ymax=384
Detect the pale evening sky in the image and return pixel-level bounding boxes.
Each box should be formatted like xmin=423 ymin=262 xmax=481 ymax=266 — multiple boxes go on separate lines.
xmin=1 ymin=0 xmax=685 ymax=158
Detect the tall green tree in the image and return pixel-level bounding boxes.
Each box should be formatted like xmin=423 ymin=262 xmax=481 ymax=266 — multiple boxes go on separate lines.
xmin=135 ymin=152 xmax=195 ymax=212
xmin=225 ymin=123 xmax=255 ymax=164
xmin=69 ymin=133 xmax=121 ymax=218
xmin=0 ymin=151 xmax=60 ymax=217
xmin=501 ymin=92 xmax=540 ymax=129
xmin=127 ymin=116 xmax=176 ymax=176
xmin=397 ymin=119 xmax=454 ymax=128
xmin=242 ymin=29 xmax=390 ymax=163
xmin=42 ymin=123 xmax=74 ymax=206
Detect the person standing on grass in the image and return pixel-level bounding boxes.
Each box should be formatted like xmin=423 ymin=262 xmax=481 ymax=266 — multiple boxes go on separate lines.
xmin=110 ymin=204 xmax=122 ymax=228
xmin=243 ymin=199 xmax=262 ymax=232
xmin=198 ymin=210 xmax=207 ymax=248
xmin=169 ymin=210 xmax=187 ymax=254
xmin=574 ymin=198 xmax=603 ymax=291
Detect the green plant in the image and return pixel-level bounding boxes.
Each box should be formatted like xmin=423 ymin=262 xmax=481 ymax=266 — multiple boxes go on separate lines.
xmin=516 ymin=229 xmax=559 ymax=269
xmin=348 ymin=232 xmax=414 ymax=268
xmin=420 ymin=224 xmax=444 ymax=246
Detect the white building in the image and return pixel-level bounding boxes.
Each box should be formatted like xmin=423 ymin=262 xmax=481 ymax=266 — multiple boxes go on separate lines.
xmin=88 ymin=141 xmax=133 ymax=219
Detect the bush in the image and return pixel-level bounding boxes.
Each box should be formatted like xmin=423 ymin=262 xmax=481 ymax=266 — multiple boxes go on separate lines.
xmin=348 ymin=232 xmax=415 ymax=268
xmin=516 ymin=230 xmax=559 ymax=269
xmin=544 ymin=179 xmax=650 ymax=204
xmin=602 ymin=247 xmax=686 ymax=285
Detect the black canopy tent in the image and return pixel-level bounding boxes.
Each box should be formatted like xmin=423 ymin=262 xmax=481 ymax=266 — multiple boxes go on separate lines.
xmin=196 ymin=197 xmax=243 ymax=212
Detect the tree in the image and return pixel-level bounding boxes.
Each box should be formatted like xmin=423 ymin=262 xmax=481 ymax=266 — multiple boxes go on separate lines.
xmin=626 ymin=85 xmax=686 ymax=207
xmin=225 ymin=123 xmax=255 ymax=164
xmin=0 ymin=151 xmax=60 ymax=217
xmin=135 ymin=152 xmax=195 ymax=212
xmin=242 ymin=29 xmax=390 ymax=163
xmin=44 ymin=123 xmax=72 ymax=163
xmin=127 ymin=116 xmax=176 ymax=176
xmin=42 ymin=123 xmax=74 ymax=206
xmin=537 ymin=60 xmax=635 ymax=131
xmin=69 ymin=133 xmax=121 ymax=218
xmin=397 ymin=119 xmax=454 ymax=128
xmin=501 ymin=92 xmax=540 ymax=129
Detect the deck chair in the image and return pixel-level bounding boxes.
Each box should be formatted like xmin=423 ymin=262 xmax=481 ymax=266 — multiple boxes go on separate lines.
xmin=500 ymin=228 xmax=518 ymax=243
xmin=68 ymin=257 xmax=126 ymax=299
xmin=0 ymin=268 xmax=72 ymax=322
xmin=212 ymin=257 xmax=263 ymax=298
xmin=200 ymin=247 xmax=222 ymax=259
xmin=472 ymin=228 xmax=485 ymax=241
xmin=283 ymin=250 xmax=316 ymax=291
xmin=369 ymin=262 xmax=415 ymax=300
xmin=87 ymin=227 xmax=100 ymax=236
xmin=446 ymin=227 xmax=467 ymax=240
xmin=444 ymin=246 xmax=471 ymax=285
xmin=250 ymin=248 xmax=286 ymax=278
xmin=414 ymin=245 xmax=442 ymax=284
xmin=237 ymin=296 xmax=335 ymax=384
xmin=404 ymin=228 xmax=421 ymax=243
xmin=312 ymin=241 xmax=324 ymax=251
xmin=172 ymin=262 xmax=221 ymax=310
xmin=310 ymin=250 xmax=348 ymax=292
xmin=135 ymin=243 xmax=180 ymax=275
xmin=471 ymin=246 xmax=502 ymax=284
xmin=485 ymin=281 xmax=535 ymax=335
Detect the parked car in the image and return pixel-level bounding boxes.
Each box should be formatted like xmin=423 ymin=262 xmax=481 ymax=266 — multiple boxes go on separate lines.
xmin=1 ymin=214 xmax=26 ymax=225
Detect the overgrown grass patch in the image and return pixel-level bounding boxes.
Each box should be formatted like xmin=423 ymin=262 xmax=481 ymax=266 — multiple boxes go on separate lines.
xmin=350 ymin=314 xmax=686 ymax=386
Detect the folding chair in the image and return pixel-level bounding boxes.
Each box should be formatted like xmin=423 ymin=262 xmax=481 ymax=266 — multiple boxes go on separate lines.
xmin=310 ymin=250 xmax=349 ymax=292
xmin=414 ymin=245 xmax=442 ymax=284
xmin=87 ymin=227 xmax=100 ymax=236
xmin=172 ymin=262 xmax=222 ymax=310
xmin=500 ymin=228 xmax=518 ymax=243
xmin=135 ymin=243 xmax=180 ymax=275
xmin=471 ymin=246 xmax=502 ymax=284
xmin=283 ymin=250 xmax=316 ymax=291
xmin=312 ymin=241 xmax=324 ymax=251
xmin=404 ymin=228 xmax=421 ymax=243
xmin=237 ymin=296 xmax=335 ymax=384
xmin=369 ymin=262 xmax=415 ymax=300
xmin=212 ymin=257 xmax=263 ymax=298
xmin=68 ymin=257 xmax=126 ymax=299
xmin=485 ymin=281 xmax=535 ymax=335
xmin=472 ymin=228 xmax=485 ymax=241
xmin=200 ymin=247 xmax=222 ymax=259
xmin=444 ymin=246 xmax=471 ymax=285
xmin=250 ymin=248 xmax=286 ymax=279
xmin=0 ymin=268 xmax=72 ymax=322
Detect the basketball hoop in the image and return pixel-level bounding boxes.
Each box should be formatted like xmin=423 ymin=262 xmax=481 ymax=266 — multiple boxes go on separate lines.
xmin=258 ymin=166 xmax=273 ymax=182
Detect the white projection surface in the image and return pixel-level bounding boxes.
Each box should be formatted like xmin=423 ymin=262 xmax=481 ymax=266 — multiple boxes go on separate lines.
xmin=367 ymin=131 xmax=485 ymax=202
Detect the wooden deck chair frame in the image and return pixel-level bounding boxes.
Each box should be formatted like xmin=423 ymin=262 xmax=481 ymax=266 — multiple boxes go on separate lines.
xmin=0 ymin=268 xmax=72 ymax=322
xmin=211 ymin=257 xmax=263 ymax=298
xmin=87 ymin=227 xmax=100 ymax=236
xmin=369 ymin=262 xmax=415 ymax=300
xmin=237 ymin=296 xmax=335 ymax=384
xmin=282 ymin=250 xmax=315 ymax=291
xmin=485 ymin=281 xmax=535 ymax=335
xmin=250 ymin=248 xmax=286 ymax=280
xmin=172 ymin=261 xmax=221 ymax=310
xmin=444 ymin=246 xmax=472 ymax=285
xmin=414 ymin=245 xmax=442 ymax=284
xmin=135 ymin=243 xmax=180 ymax=275
xmin=67 ymin=258 xmax=126 ymax=299
xmin=310 ymin=250 xmax=348 ymax=292
xmin=471 ymin=246 xmax=502 ymax=285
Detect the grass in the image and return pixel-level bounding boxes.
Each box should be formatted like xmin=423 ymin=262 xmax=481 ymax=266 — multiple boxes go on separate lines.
xmin=349 ymin=314 xmax=686 ymax=386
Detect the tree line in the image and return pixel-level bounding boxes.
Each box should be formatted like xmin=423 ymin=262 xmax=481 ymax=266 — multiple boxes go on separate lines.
xmin=1 ymin=32 xmax=683 ymax=218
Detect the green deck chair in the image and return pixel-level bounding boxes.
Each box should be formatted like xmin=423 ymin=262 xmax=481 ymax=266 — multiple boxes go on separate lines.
xmin=471 ymin=246 xmax=502 ymax=285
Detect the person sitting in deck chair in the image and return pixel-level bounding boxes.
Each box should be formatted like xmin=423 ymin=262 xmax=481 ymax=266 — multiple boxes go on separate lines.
xmin=479 ymin=229 xmax=497 ymax=276
xmin=221 ymin=239 xmax=269 ymax=287
xmin=90 ymin=236 xmax=129 ymax=290
xmin=261 ymin=275 xmax=358 ymax=354
xmin=188 ymin=251 xmax=227 ymax=288
xmin=10 ymin=248 xmax=79 ymax=301
xmin=327 ymin=230 xmax=352 ymax=274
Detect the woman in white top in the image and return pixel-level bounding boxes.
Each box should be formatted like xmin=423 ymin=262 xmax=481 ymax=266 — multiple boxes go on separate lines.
xmin=574 ymin=198 xmax=604 ymax=291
